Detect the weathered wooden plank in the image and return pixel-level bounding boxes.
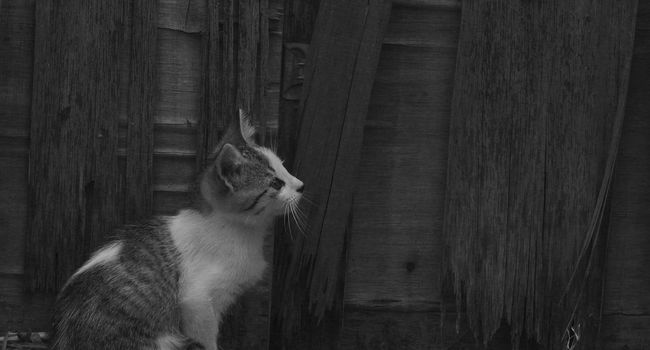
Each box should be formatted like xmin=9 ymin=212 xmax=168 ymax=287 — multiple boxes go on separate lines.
xmin=153 ymin=156 xmax=196 ymax=190
xmin=196 ymin=0 xmax=222 ymax=169
xmin=445 ymin=0 xmax=638 ymax=348
xmin=0 ymin=0 xmax=34 ymax=278
xmin=601 ymin=314 xmax=650 ymax=350
xmin=237 ymin=0 xmax=260 ymax=120
xmin=342 ymin=307 xmax=443 ymax=350
xmin=124 ymin=0 xmax=158 ymax=222
xmin=341 ymin=305 xmax=534 ymax=350
xmin=382 ymin=5 xmax=460 ymax=49
xmin=602 ymin=2 xmax=650 ymax=346
xmin=344 ymin=25 xmax=459 ymax=307
xmin=158 ymin=0 xmax=206 ymax=33
xmin=26 ymin=0 xmax=128 ymax=292
xmin=153 ymin=191 xmax=192 ymax=216
xmin=275 ymin=0 xmax=320 ymax=168
xmin=0 ymin=0 xmax=33 ymax=135
xmin=258 ymin=0 xmax=270 ymax=143
xmin=392 ymin=0 xmax=460 ymax=9
xmin=156 ymin=28 xmax=203 ymax=126
xmin=271 ymin=1 xmax=391 ymax=348
xmin=0 ymin=155 xmax=28 ymax=275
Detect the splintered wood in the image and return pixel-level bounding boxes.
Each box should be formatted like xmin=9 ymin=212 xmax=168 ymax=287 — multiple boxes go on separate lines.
xmin=444 ymin=0 xmax=638 ymax=348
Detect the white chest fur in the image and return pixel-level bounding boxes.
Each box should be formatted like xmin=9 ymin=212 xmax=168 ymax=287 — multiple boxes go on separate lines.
xmin=168 ymin=210 xmax=269 ymax=314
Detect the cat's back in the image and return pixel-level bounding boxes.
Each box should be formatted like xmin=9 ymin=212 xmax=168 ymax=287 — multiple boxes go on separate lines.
xmin=53 ymin=219 xmax=190 ymax=350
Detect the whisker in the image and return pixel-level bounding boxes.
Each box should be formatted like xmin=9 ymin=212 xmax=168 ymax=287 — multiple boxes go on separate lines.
xmin=291 ymin=199 xmax=307 ymax=237
xmin=299 ymin=193 xmax=318 ymax=208
xmin=283 ymin=202 xmax=294 ymax=241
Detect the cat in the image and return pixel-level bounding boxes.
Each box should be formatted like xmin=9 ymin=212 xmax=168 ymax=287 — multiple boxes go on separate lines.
xmin=53 ymin=110 xmax=304 ymax=350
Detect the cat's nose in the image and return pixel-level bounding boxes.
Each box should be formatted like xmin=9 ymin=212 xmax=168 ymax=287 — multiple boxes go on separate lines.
xmin=297 ymin=184 xmax=304 ymax=193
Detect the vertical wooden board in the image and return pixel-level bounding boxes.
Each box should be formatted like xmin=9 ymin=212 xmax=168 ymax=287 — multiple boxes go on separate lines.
xmin=275 ymin=0 xmax=320 ymax=167
xmin=27 ymin=0 xmax=128 ymax=292
xmin=237 ymin=0 xmax=260 ymax=118
xmin=445 ymin=0 xmax=638 ymax=347
xmin=156 ymin=28 xmax=203 ymax=125
xmin=0 ymin=0 xmax=34 ymax=277
xmin=344 ymin=5 xmax=460 ymax=307
xmin=271 ymin=1 xmax=391 ymax=348
xmin=0 ymin=155 xmax=28 ymax=275
xmin=602 ymin=2 xmax=650 ymax=346
xmin=124 ymin=0 xmax=158 ymax=222
xmin=0 ymin=0 xmax=34 ymax=134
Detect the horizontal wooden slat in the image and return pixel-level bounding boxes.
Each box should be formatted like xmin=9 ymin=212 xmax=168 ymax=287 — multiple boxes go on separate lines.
xmin=156 ymin=28 xmax=202 ymax=125
xmin=158 ymin=0 xmax=206 ymax=33
xmin=341 ymin=305 xmax=522 ymax=349
xmin=601 ymin=314 xmax=650 ymax=349
xmin=153 ymin=191 xmax=192 ymax=216
xmin=0 ymin=274 xmax=54 ymax=332
xmin=383 ymin=5 xmax=460 ymax=48
xmin=392 ymin=0 xmax=460 ymax=9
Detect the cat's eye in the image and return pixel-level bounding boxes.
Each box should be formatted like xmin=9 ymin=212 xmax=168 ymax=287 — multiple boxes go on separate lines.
xmin=270 ymin=177 xmax=285 ymax=190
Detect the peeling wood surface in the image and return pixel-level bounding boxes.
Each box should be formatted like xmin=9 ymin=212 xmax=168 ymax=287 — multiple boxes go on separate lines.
xmin=444 ymin=0 xmax=638 ymax=348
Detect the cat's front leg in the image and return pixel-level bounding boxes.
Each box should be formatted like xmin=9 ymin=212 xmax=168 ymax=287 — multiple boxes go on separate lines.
xmin=180 ymin=297 xmax=220 ymax=350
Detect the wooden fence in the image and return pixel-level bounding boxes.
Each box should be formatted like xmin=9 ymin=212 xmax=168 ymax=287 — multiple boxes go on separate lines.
xmin=1 ymin=0 xmax=649 ymax=349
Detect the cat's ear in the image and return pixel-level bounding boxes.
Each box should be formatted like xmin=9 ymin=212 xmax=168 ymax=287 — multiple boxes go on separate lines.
xmin=238 ymin=109 xmax=256 ymax=143
xmin=215 ymin=143 xmax=245 ymax=191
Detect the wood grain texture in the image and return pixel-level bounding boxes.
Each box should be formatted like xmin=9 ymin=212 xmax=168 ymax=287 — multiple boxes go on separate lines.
xmin=271 ymin=1 xmax=391 ymax=348
xmin=0 ymin=274 xmax=54 ymax=332
xmin=0 ymin=0 xmax=33 ymax=136
xmin=26 ymin=0 xmax=128 ymax=292
xmin=158 ymin=0 xmax=206 ymax=33
xmin=445 ymin=1 xmax=638 ymax=348
xmin=392 ymin=0 xmax=460 ymax=9
xmin=124 ymin=0 xmax=158 ymax=222
xmin=341 ymin=305 xmax=537 ymax=350
xmin=344 ymin=5 xmax=459 ymax=311
xmin=0 ymin=0 xmax=33 ymax=277
xmin=276 ymin=0 xmax=320 ymax=168
xmin=156 ymin=29 xmax=203 ymax=126
xmin=0 ymin=155 xmax=28 ymax=275
xmin=602 ymin=2 xmax=650 ymax=347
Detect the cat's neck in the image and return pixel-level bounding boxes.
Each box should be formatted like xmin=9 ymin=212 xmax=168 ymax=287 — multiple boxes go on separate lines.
xmin=168 ymin=208 xmax=272 ymax=256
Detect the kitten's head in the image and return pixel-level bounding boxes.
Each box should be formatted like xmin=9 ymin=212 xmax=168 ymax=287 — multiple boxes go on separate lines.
xmin=199 ymin=110 xmax=304 ymax=221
